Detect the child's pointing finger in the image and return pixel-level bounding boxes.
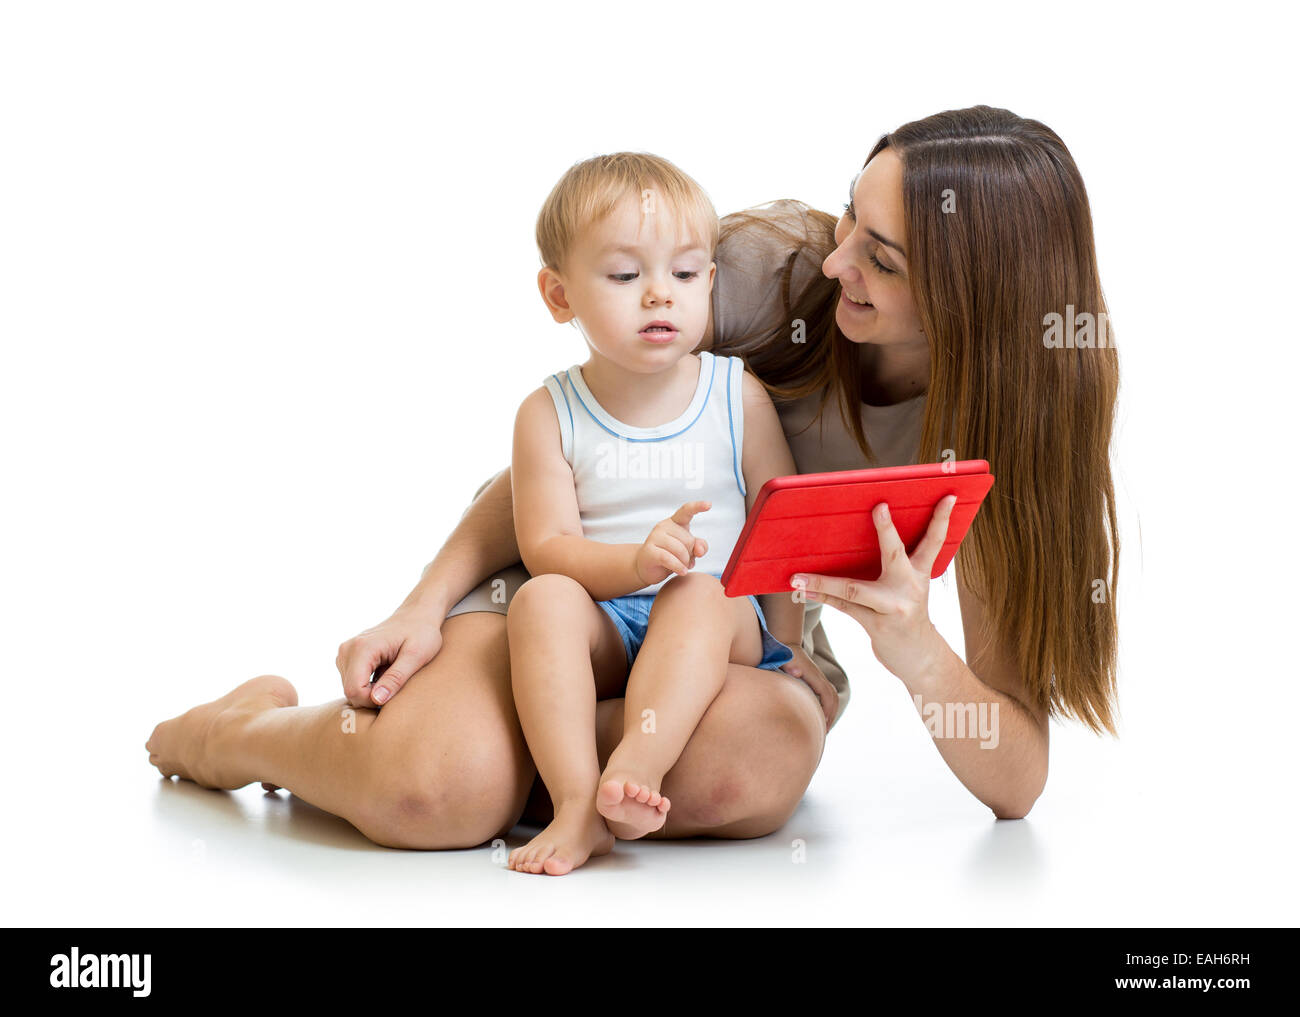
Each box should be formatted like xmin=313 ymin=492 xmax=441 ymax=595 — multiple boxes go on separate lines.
xmin=670 ymin=500 xmax=712 ymax=527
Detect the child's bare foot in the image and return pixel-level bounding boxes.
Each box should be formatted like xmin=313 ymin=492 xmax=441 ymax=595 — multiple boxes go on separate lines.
xmin=596 ymin=778 xmax=670 ymax=839
xmin=507 ymin=803 xmax=614 ymax=876
xmin=145 ymin=675 xmax=297 ymax=790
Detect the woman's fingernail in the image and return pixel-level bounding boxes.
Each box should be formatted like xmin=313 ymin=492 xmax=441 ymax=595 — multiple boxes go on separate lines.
xmin=880 ymin=504 xmax=891 ymax=523
xmin=790 ymin=575 xmax=807 ymax=588
xmin=372 ymin=686 xmax=390 ymax=705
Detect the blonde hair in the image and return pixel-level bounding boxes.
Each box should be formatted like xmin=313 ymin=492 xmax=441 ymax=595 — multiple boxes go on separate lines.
xmin=536 ymin=152 xmax=719 ymax=271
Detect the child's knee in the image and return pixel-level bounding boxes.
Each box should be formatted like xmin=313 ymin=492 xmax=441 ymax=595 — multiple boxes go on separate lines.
xmin=506 ymin=572 xmax=587 ymax=624
xmin=654 ymin=570 xmax=725 ymax=607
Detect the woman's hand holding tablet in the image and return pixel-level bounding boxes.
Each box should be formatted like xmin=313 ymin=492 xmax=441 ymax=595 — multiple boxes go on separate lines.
xmin=720 ymin=460 xmax=995 ymax=598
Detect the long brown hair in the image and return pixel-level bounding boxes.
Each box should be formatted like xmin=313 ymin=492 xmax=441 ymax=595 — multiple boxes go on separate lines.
xmin=715 ymin=107 xmax=1121 ymax=734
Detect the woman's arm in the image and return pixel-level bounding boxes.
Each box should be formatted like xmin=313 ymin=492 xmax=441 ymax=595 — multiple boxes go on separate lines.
xmin=401 ymin=465 xmax=520 ymax=618
xmin=739 ymin=370 xmax=804 ymax=646
xmin=738 ymin=370 xmax=841 ymax=728
xmin=794 ymin=500 xmax=1048 ymax=818
xmin=909 ymin=565 xmax=1049 ymax=819
xmin=335 ymin=463 xmax=522 ymax=707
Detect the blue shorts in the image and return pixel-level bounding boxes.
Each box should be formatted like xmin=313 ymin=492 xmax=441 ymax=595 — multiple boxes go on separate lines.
xmin=596 ymin=587 xmax=795 ymax=673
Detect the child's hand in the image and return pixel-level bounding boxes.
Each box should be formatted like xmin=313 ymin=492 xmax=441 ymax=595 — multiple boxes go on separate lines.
xmin=634 ymin=500 xmax=710 ymax=588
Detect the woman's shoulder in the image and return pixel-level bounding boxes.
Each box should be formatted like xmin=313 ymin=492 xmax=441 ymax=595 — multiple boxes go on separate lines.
xmin=711 ymin=199 xmax=838 ymax=360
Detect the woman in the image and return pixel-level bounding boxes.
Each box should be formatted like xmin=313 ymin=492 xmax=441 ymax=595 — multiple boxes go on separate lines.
xmin=146 ymin=106 xmax=1119 ymax=847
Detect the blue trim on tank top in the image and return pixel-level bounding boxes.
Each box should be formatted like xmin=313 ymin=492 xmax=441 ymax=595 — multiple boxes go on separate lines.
xmin=725 ymin=357 xmax=746 ymax=498
xmin=567 ymin=354 xmax=718 ymax=443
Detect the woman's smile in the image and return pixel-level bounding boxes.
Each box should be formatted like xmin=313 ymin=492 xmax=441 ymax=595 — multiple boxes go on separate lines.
xmin=839 ymin=288 xmax=875 ymax=311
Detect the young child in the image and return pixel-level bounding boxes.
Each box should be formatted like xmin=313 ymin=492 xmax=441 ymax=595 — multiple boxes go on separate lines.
xmin=506 ymin=153 xmax=812 ymax=876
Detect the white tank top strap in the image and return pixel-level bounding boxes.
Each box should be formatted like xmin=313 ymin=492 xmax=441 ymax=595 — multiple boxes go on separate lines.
xmin=540 ymin=350 xmax=751 ymax=595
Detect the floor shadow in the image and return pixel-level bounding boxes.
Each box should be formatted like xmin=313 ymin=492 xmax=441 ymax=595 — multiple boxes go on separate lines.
xmin=260 ymin=790 xmax=389 ymax=852
xmin=150 ymin=778 xmax=384 ymax=853
xmin=962 ymin=818 xmax=1045 ymax=889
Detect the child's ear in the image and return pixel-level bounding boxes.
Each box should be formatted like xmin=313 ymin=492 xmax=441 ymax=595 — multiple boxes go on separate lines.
xmin=537 ymin=266 xmax=575 ymax=324
xmin=707 ymin=261 xmax=716 ymax=290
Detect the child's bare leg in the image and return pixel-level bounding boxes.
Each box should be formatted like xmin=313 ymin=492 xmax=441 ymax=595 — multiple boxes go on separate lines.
xmin=597 ymin=572 xmax=764 ymax=838
xmin=505 ymin=574 xmax=629 ymax=875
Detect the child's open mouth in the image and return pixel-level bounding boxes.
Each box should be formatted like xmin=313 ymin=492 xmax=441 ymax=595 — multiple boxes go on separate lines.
xmin=639 ymin=321 xmax=678 ymax=343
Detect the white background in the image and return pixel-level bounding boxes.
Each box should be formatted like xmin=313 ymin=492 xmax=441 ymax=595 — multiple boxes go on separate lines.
xmin=2 ymin=0 xmax=1296 ymax=926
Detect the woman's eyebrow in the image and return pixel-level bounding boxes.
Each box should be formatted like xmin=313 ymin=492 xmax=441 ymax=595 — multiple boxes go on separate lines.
xmin=867 ymin=228 xmax=906 ymax=257
xmin=847 ymin=175 xmax=906 ymax=257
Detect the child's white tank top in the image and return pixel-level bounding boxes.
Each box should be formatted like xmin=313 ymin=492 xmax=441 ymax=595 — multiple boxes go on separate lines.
xmin=542 ymin=350 xmax=750 ymax=596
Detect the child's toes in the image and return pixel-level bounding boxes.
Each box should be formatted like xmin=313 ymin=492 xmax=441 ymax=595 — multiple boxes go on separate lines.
xmin=531 ymin=847 xmax=555 ymax=873
xmin=597 ymin=780 xmax=625 ymax=811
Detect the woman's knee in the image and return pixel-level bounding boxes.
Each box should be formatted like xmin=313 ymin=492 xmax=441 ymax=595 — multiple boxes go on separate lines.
xmin=668 ymin=670 xmax=825 ymax=836
xmin=354 ymin=734 xmax=528 ymax=849
xmin=351 ymin=615 xmax=532 ymax=849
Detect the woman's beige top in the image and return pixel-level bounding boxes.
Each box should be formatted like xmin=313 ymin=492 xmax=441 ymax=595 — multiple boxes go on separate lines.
xmin=448 ymin=199 xmax=925 ymax=728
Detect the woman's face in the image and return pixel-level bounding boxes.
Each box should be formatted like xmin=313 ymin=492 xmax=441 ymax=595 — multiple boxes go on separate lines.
xmin=823 ymin=148 xmax=926 ymax=347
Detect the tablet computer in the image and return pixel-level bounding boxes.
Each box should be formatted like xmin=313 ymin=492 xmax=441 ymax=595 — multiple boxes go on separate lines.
xmin=720 ymin=460 xmax=995 ymax=597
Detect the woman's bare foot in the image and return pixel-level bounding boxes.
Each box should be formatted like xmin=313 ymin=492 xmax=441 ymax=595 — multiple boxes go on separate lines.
xmin=507 ymin=802 xmax=614 ymax=876
xmin=146 ymin=675 xmax=298 ymax=790
xmin=596 ymin=778 xmax=670 ymax=839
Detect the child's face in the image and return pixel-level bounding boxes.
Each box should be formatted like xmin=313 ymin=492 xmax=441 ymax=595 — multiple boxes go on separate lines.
xmin=540 ymin=192 xmax=715 ymax=371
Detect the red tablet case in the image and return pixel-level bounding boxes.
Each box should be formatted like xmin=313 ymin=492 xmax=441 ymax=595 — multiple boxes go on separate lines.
xmin=720 ymin=460 xmax=995 ymax=597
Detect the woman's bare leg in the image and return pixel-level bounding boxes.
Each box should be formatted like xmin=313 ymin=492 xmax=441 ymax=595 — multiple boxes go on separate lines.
xmin=148 ymin=610 xmax=824 ymax=851
xmin=524 ymin=662 xmax=827 ymax=839
xmin=146 ymin=611 xmax=534 ymax=849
